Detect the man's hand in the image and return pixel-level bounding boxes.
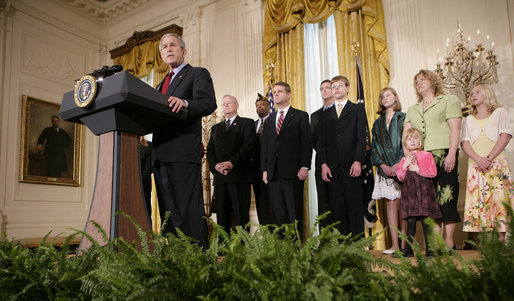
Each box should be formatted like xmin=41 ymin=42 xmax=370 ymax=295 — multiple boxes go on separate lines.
xmin=349 ymin=161 xmax=361 ymax=177
xmin=36 ymin=144 xmax=43 ymax=153
xmin=139 ymin=136 xmax=149 ymax=147
xmin=321 ymin=163 xmax=332 ymax=182
xmin=262 ymin=171 xmax=268 ymax=184
xmin=168 ymin=96 xmax=186 ymax=113
xmin=215 ymin=163 xmax=227 ymax=175
xmin=297 ymin=168 xmax=309 ymax=181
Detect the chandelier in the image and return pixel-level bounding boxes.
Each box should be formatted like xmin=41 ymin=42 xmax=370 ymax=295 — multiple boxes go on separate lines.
xmin=434 ymin=22 xmax=498 ymax=114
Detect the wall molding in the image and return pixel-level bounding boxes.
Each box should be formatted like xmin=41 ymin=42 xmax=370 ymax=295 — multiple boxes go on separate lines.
xmin=14 ymin=1 xmax=101 ymax=44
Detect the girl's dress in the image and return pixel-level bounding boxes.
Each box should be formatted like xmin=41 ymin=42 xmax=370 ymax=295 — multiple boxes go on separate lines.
xmin=396 ymin=151 xmax=442 ymax=220
xmin=371 ymin=111 xmax=405 ymax=200
xmin=461 ymin=108 xmax=514 ymax=232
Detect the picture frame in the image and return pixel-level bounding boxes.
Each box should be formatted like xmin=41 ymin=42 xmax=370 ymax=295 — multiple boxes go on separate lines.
xmin=19 ymin=95 xmax=82 ymax=186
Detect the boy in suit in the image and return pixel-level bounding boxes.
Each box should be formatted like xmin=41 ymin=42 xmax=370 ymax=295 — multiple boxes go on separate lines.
xmin=319 ymin=75 xmax=367 ymax=238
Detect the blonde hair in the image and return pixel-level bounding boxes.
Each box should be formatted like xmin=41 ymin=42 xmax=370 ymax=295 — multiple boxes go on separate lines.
xmin=376 ymin=87 xmax=402 ymax=114
xmin=402 ymin=127 xmax=424 ymax=150
xmin=414 ymin=69 xmax=445 ymax=102
xmin=469 ymin=83 xmax=502 ymax=115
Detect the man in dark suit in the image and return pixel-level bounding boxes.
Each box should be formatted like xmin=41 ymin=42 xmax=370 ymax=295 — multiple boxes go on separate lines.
xmin=253 ymin=95 xmax=273 ymax=225
xmin=207 ymin=95 xmax=256 ymax=233
xmin=310 ymin=80 xmax=334 ymax=229
xmin=152 ymin=33 xmax=217 ymax=248
xmin=36 ymin=115 xmax=71 ymax=177
xmin=261 ymin=82 xmax=312 ymax=238
xmin=319 ymin=75 xmax=366 ymax=238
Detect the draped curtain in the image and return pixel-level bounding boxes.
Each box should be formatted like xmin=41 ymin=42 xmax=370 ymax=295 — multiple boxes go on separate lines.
xmin=264 ymin=0 xmax=390 ymax=132
xmin=113 ymin=40 xmax=169 ymax=87
xmin=264 ymin=0 xmax=390 ymax=246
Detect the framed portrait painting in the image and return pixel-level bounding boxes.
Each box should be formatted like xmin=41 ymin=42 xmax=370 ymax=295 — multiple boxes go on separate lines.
xmin=19 ymin=95 xmax=82 ymax=186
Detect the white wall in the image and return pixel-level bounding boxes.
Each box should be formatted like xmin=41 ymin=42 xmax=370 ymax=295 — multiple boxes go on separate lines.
xmin=0 ymin=0 xmax=103 ymax=239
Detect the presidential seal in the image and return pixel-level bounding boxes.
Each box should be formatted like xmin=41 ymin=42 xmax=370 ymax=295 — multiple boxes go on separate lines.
xmin=74 ymin=75 xmax=97 ymax=108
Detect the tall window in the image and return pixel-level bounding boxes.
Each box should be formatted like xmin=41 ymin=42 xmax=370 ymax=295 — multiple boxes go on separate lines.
xmin=303 ymin=14 xmax=339 ymax=232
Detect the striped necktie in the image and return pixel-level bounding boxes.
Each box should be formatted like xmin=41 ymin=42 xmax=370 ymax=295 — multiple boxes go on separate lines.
xmin=257 ymin=119 xmax=264 ymax=136
xmin=276 ymin=111 xmax=284 ymax=135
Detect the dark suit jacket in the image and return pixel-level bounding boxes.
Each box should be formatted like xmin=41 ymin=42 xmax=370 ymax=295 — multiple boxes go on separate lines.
xmin=37 ymin=127 xmax=71 ymax=171
xmin=261 ymin=107 xmax=312 ymax=181
xmin=207 ymin=116 xmax=257 ymax=185
xmin=319 ymin=101 xmax=366 ymax=170
xmin=152 ymin=64 xmax=217 ymax=165
xmin=310 ymin=108 xmax=323 ymax=176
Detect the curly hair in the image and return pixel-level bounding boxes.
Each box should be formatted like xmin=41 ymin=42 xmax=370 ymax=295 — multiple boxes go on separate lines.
xmin=469 ymin=83 xmax=502 ymax=115
xmin=376 ymin=87 xmax=402 ymax=115
xmin=413 ymin=69 xmax=445 ymax=102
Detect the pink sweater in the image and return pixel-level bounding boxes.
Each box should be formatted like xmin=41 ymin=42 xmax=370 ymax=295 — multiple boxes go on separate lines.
xmin=396 ymin=151 xmax=437 ymax=182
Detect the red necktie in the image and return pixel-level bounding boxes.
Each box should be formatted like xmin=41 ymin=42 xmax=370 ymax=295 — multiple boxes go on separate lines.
xmin=276 ymin=110 xmax=284 ymax=135
xmin=160 ymin=71 xmax=174 ymax=95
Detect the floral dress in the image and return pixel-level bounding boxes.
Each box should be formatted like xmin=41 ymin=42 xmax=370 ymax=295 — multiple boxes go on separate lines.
xmin=462 ymin=114 xmax=514 ymax=232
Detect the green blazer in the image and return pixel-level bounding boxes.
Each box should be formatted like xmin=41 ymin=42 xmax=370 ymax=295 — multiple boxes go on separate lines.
xmin=405 ymin=94 xmax=462 ymax=151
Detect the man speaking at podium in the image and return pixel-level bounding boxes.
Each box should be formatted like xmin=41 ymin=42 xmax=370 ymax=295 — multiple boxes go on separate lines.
xmin=152 ymin=33 xmax=216 ymax=248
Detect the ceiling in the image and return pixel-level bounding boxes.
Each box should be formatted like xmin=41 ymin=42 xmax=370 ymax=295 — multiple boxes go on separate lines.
xmin=61 ymin=0 xmax=155 ymax=22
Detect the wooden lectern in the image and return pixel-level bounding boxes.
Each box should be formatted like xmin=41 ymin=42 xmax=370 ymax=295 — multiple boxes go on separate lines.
xmin=60 ymin=71 xmax=186 ymax=250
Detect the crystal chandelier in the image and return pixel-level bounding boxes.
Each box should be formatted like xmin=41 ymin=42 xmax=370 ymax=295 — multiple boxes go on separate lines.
xmin=434 ymin=22 xmax=498 ymax=114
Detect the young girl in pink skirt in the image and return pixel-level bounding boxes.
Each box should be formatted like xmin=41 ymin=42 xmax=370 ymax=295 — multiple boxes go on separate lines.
xmin=395 ymin=128 xmax=442 ymax=257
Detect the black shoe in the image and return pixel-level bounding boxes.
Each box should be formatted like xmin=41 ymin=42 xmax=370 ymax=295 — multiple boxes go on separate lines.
xmin=425 ymin=249 xmax=434 ymax=258
xmin=392 ymin=248 xmax=414 ymax=258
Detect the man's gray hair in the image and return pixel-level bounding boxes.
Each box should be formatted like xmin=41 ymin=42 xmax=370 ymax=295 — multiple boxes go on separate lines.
xmin=159 ymin=33 xmax=186 ymax=51
xmin=222 ymin=94 xmax=238 ymax=104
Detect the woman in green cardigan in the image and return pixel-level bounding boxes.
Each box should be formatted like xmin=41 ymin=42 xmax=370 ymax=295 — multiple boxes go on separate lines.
xmin=403 ymin=69 xmax=462 ymax=251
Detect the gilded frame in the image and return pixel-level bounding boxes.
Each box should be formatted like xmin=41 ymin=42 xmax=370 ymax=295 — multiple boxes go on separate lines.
xmin=19 ymin=95 xmax=82 ymax=186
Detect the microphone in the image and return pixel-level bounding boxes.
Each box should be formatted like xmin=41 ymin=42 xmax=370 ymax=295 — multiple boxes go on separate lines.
xmin=88 ymin=65 xmax=123 ymax=79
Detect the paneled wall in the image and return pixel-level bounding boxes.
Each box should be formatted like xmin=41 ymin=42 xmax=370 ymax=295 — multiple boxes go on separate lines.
xmin=0 ymin=0 xmax=103 ymax=239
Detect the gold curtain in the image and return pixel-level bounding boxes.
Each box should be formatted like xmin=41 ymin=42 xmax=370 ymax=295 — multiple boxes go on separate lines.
xmin=113 ymin=40 xmax=169 ymax=87
xmin=264 ymin=0 xmax=390 ymax=248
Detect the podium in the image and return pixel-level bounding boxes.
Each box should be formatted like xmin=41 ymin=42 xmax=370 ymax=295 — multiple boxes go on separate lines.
xmin=60 ymin=71 xmax=187 ymax=250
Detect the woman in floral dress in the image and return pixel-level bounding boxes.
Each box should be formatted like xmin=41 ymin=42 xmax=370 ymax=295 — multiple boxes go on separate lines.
xmin=461 ymin=83 xmax=513 ymax=240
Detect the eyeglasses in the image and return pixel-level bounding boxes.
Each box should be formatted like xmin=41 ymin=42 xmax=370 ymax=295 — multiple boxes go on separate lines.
xmin=331 ymin=83 xmax=346 ymax=89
